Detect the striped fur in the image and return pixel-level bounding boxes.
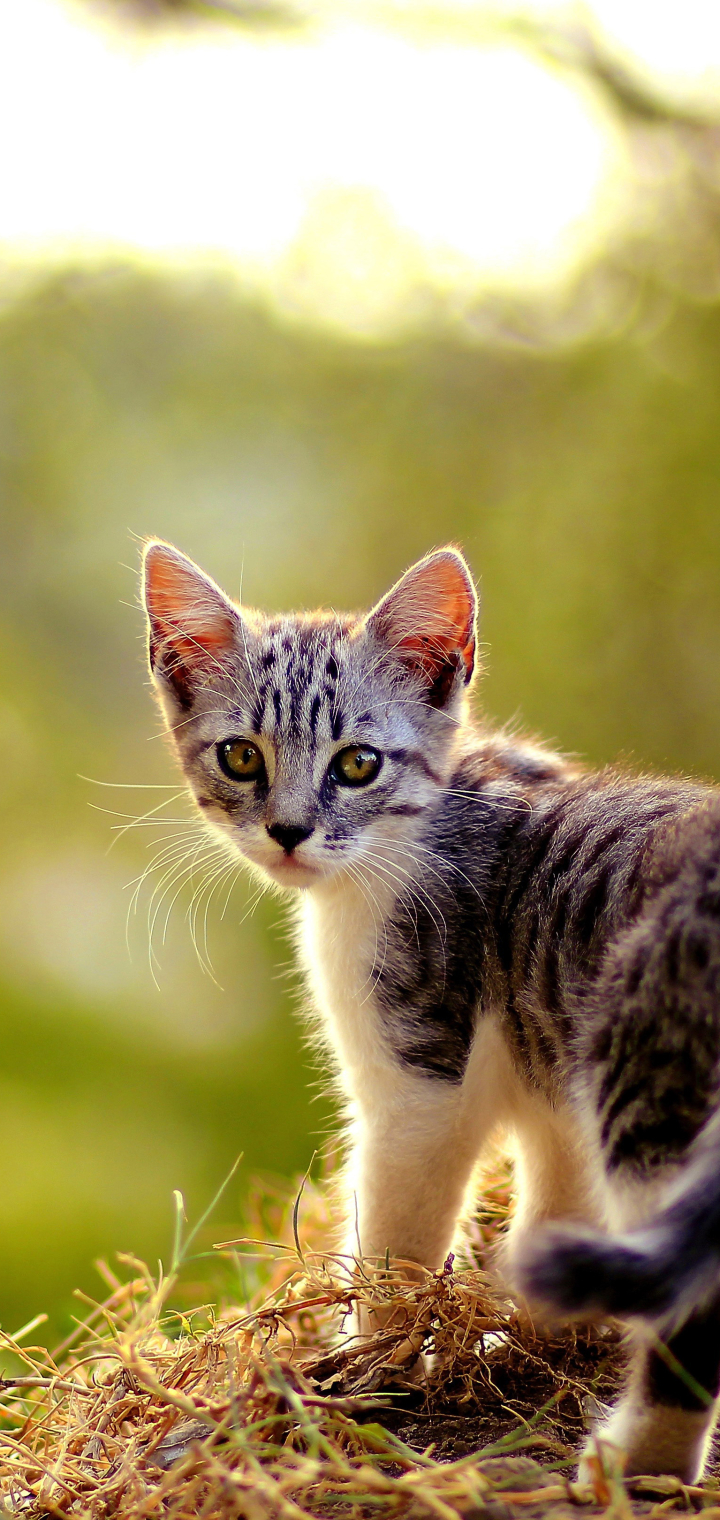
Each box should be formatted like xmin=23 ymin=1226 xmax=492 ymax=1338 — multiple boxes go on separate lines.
xmin=143 ymin=540 xmax=720 ymax=1481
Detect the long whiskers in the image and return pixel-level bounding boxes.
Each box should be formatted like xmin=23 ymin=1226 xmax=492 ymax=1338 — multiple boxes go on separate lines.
xmin=88 ymin=772 xmax=262 ymax=985
xmin=234 ymin=879 xmax=267 ymax=928
xmin=352 ymin=845 xmax=422 ymax=953
xmin=386 ymin=835 xmax=485 ymax=907
xmin=364 ymin=835 xmax=453 ymax=914
xmin=126 ymin=828 xmax=209 ymax=918
xmin=79 ymin=777 xmax=184 ymax=789
xmin=187 ymin=850 xmax=243 ymax=984
xmin=442 ymin=787 xmax=534 ymax=816
xmin=352 ymin=841 xmax=448 ymax=987
xmin=119 ymin=815 xmax=239 ymax=984
xmin=343 ymin=859 xmax=387 ymax=1000
xmin=147 ymin=837 xmax=227 ymax=986
xmin=87 ymin=791 xmax=192 ymax=851
xmin=386 ymin=695 xmax=462 ymax=727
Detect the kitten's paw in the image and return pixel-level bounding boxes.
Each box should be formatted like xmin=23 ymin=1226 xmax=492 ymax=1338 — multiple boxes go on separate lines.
xmin=580 ymin=1401 xmax=714 ymax=1484
xmin=576 ymin=1434 xmax=626 ymax=1491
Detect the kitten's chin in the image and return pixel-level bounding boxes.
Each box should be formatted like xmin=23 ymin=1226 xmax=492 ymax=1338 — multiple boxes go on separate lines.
xmin=257 ymin=856 xmax=327 ymax=890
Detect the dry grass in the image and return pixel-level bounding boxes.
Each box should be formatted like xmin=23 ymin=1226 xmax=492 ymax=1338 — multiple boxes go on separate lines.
xmin=0 ymin=1163 xmax=718 ymax=1520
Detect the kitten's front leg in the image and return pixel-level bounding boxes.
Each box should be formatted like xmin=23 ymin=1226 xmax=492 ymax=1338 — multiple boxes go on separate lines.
xmin=351 ymin=1073 xmax=477 ymax=1272
xmin=301 ymin=896 xmax=512 ymax=1310
xmin=347 ymin=1069 xmax=474 ymax=1343
xmin=348 ymin=1018 xmax=513 ymax=1293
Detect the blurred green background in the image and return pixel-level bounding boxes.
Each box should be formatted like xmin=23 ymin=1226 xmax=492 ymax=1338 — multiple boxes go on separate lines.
xmin=3 ymin=0 xmax=720 ymax=1347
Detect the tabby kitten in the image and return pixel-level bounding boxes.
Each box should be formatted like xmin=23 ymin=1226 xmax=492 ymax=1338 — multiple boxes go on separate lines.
xmin=143 ymin=540 xmax=720 ymax=1482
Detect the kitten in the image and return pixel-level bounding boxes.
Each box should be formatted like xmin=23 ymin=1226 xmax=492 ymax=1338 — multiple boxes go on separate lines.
xmin=143 ymin=539 xmax=720 ymax=1483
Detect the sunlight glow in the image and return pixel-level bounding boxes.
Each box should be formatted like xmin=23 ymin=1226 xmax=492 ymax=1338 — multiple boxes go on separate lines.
xmin=588 ymin=0 xmax=720 ymax=107
xmin=0 ymin=0 xmax=625 ymax=331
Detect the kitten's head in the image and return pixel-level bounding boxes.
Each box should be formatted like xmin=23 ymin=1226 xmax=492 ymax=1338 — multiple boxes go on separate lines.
xmin=142 ymin=543 xmax=477 ymax=890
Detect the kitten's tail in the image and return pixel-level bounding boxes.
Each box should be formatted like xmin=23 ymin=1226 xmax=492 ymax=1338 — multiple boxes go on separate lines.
xmin=517 ymin=1135 xmax=720 ymax=1326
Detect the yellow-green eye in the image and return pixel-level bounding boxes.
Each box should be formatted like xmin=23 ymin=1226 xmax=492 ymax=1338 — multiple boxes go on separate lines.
xmin=218 ymin=739 xmax=265 ymax=782
xmin=331 ymin=745 xmax=382 ymax=787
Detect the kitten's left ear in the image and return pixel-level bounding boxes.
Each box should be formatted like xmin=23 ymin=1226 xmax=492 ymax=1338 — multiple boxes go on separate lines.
xmin=366 ymin=547 xmax=477 ymax=708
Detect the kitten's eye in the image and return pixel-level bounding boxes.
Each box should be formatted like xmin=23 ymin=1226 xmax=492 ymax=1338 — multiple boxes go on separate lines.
xmin=218 ymin=739 xmax=265 ymax=782
xmin=331 ymin=745 xmax=382 ymax=787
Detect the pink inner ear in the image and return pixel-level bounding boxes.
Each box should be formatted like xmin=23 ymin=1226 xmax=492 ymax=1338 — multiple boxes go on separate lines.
xmin=379 ymin=553 xmax=476 ymax=683
xmin=144 ymin=546 xmax=237 ymax=668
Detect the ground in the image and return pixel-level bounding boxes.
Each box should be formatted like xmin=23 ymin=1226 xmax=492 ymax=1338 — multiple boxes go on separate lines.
xmin=1 ymin=1165 xmax=718 ymax=1520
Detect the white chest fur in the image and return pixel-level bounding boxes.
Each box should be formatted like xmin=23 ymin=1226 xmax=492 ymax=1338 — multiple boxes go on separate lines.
xmin=297 ymin=869 xmax=402 ymax=1110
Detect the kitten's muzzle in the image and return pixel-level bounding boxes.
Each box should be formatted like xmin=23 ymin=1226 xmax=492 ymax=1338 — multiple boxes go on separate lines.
xmin=266 ymin=822 xmax=315 ymax=855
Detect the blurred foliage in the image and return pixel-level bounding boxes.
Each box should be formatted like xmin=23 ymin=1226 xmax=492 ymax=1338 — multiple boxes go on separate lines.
xmin=82 ymin=0 xmax=310 ymax=30
xmin=4 ymin=258 xmax=720 ymax=1344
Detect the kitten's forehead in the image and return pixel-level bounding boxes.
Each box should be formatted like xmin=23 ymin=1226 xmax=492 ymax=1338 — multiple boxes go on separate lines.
xmin=247 ymin=613 xmax=367 ymax=744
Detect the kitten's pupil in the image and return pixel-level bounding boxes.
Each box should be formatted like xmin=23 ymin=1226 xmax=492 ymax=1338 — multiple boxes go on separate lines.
xmin=332 ymin=745 xmax=381 ymax=787
xmin=218 ymin=739 xmax=265 ymax=781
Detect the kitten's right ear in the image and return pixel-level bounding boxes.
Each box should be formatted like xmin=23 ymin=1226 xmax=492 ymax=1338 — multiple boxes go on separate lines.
xmin=142 ymin=541 xmax=241 ymax=710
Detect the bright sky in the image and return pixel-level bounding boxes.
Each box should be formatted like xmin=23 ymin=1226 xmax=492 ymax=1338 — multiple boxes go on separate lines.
xmin=0 ymin=0 xmax=717 ymax=333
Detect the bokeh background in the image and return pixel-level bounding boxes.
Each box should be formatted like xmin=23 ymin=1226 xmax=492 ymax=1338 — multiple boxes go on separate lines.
xmin=2 ymin=0 xmax=720 ymax=1347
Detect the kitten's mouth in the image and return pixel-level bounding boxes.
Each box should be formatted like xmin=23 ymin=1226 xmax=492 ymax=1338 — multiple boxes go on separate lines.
xmin=265 ymin=854 xmax=323 ymax=887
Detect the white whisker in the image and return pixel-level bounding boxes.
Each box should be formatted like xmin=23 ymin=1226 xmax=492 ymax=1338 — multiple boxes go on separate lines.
xmin=125 ymin=828 xmax=205 ymax=913
xmin=442 ymin=787 xmax=533 ymax=815
xmin=344 ymin=858 xmax=386 ymax=998
xmin=353 ymin=841 xmax=448 ymax=983
xmin=146 ymin=840 xmax=226 ymax=984
xmin=187 ymin=853 xmax=239 ymax=984
xmin=235 ymin=880 xmax=267 ymax=928
xmin=88 ymin=791 xmax=191 ymax=852
xmin=80 ymin=776 xmax=183 ymax=789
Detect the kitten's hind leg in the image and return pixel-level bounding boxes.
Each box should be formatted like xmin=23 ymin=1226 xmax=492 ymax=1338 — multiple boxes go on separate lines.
xmin=519 ymin=877 xmax=720 ymax=1480
xmin=582 ymin=1298 xmax=720 ymax=1483
xmin=501 ymin=1091 xmax=603 ymax=1287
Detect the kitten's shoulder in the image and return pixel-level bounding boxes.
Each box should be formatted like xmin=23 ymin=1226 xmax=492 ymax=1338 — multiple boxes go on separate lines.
xmin=454 ymin=724 xmax=576 ymax=795
xmin=454 ymin=725 xmax=714 ymax=814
